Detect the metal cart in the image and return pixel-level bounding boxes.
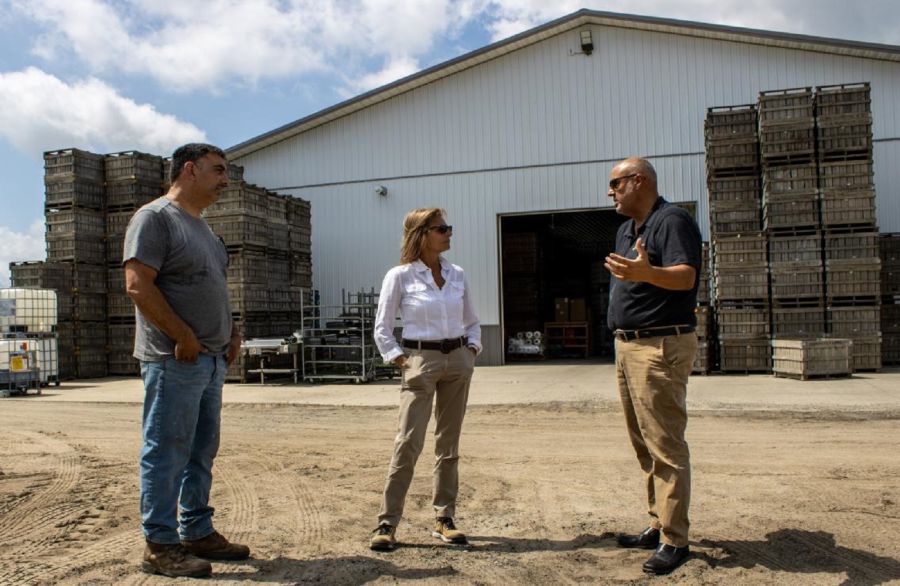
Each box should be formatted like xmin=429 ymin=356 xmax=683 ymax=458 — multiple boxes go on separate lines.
xmin=241 ymin=336 xmax=302 ymax=384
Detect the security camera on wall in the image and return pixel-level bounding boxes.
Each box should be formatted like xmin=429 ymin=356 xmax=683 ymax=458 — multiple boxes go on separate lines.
xmin=375 ymin=185 xmax=387 ymax=197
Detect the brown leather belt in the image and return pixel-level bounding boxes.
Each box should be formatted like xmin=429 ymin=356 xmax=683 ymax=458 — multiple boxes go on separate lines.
xmin=402 ymin=337 xmax=468 ymax=353
xmin=614 ymin=325 xmax=694 ymax=341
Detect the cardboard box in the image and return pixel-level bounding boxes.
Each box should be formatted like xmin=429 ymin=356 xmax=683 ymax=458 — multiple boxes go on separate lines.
xmin=554 ymin=297 xmax=569 ymax=322
xmin=569 ymin=298 xmax=587 ymax=321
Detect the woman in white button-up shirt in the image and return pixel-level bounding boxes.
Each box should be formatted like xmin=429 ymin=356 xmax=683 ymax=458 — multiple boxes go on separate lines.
xmin=369 ymin=208 xmax=481 ymax=552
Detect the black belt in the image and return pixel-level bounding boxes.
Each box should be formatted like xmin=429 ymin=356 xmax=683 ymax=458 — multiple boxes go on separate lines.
xmin=614 ymin=325 xmax=694 ymax=341
xmin=402 ymin=337 xmax=467 ymax=353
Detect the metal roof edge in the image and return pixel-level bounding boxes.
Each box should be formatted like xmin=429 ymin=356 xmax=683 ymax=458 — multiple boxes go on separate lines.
xmin=228 ymin=8 xmax=900 ymax=160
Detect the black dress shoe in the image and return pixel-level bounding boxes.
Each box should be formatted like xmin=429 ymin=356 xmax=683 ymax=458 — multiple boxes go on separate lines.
xmin=616 ymin=527 xmax=660 ymax=549
xmin=642 ymin=543 xmax=690 ymax=575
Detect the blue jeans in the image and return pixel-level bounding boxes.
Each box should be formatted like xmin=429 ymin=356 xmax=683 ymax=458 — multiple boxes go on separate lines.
xmin=139 ymin=353 xmax=226 ymax=544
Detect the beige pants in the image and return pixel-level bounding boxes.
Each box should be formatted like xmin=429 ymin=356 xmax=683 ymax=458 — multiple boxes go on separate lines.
xmin=378 ymin=345 xmax=475 ymax=526
xmin=615 ymin=332 xmax=697 ymax=548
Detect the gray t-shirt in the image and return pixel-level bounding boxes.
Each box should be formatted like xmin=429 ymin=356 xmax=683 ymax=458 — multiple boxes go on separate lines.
xmin=123 ymin=197 xmax=232 ymax=361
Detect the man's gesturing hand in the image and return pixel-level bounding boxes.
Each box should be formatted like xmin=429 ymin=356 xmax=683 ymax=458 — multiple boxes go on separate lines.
xmin=605 ymin=237 xmax=652 ymax=283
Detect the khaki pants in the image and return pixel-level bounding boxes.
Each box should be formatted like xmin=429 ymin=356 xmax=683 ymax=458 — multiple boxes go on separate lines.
xmin=615 ymin=332 xmax=697 ymax=548
xmin=378 ymin=345 xmax=475 ymax=526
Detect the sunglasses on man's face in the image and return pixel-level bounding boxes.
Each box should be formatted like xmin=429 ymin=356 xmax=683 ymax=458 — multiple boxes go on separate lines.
xmin=609 ymin=173 xmax=639 ymax=191
xmin=427 ymin=225 xmax=453 ymax=234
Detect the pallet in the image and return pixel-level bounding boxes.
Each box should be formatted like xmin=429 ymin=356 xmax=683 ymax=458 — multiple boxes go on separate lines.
xmin=771 ymin=297 xmax=824 ymax=308
xmin=762 ymin=154 xmax=816 ymax=167
xmin=774 ymin=371 xmax=851 ymax=381
xmin=825 ymin=295 xmax=882 ymax=306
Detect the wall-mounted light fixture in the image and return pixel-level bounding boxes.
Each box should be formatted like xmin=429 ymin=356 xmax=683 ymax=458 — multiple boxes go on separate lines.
xmin=580 ymin=30 xmax=593 ymax=55
xmin=375 ymin=185 xmax=387 ymax=197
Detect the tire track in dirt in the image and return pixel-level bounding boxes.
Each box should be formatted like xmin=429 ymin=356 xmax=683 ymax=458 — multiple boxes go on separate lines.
xmin=257 ymin=452 xmax=325 ymax=554
xmin=0 ymin=457 xmax=123 ymax=566
xmin=35 ymin=456 xmax=262 ymax=586
xmin=214 ymin=456 xmax=260 ymax=543
xmin=0 ymin=446 xmax=140 ymax=586
xmin=0 ymin=431 xmax=82 ymax=545
xmin=0 ymin=529 xmax=141 ymax=586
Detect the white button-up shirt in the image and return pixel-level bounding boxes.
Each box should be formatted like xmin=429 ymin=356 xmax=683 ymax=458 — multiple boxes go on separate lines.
xmin=373 ymin=258 xmax=482 ymax=362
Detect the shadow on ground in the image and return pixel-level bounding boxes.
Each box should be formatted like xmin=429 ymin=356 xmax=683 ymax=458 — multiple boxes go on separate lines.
xmin=697 ymin=528 xmax=900 ymax=586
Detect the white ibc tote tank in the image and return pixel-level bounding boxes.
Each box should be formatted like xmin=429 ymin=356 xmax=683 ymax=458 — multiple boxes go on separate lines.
xmin=0 ymin=288 xmax=58 ymax=333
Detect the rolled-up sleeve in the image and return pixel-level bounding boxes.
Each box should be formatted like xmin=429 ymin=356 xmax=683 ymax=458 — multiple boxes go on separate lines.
xmin=374 ymin=268 xmax=404 ymax=362
xmin=461 ymin=272 xmax=482 ymax=355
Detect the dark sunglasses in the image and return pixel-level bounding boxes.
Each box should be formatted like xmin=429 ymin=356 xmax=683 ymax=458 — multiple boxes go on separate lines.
xmin=427 ymin=224 xmax=453 ymax=234
xmin=609 ymin=173 xmax=639 ymax=190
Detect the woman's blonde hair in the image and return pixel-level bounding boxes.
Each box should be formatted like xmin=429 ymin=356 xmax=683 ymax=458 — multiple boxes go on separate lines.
xmin=400 ymin=207 xmax=446 ymax=264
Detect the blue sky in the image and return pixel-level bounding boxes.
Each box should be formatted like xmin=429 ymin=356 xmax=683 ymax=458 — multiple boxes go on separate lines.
xmin=1 ymin=0 xmax=899 ymax=285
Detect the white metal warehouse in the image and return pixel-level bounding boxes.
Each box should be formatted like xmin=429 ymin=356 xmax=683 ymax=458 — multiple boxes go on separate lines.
xmin=228 ymin=9 xmax=900 ymax=365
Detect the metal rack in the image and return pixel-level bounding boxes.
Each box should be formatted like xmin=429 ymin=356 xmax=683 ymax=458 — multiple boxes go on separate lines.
xmin=300 ymin=288 xmax=392 ymax=384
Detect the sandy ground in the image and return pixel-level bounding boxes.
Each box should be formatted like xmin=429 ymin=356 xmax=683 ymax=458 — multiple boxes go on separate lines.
xmin=1 ymin=363 xmax=899 ymax=585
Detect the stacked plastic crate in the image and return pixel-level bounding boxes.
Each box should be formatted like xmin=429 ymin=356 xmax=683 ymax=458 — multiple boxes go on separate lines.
xmin=816 ymin=83 xmax=881 ymax=371
xmin=287 ymin=195 xmax=314 ymax=349
xmin=758 ymin=88 xmax=826 ymax=360
xmin=882 ymin=235 xmax=900 ymax=365
xmin=205 ymin=172 xmax=267 ymax=380
xmin=692 ymin=242 xmax=711 ymax=373
xmin=43 ymin=149 xmax=109 ymax=378
xmin=204 ymin=171 xmax=313 ymax=381
xmin=105 ymin=152 xmax=165 ymax=375
xmin=705 ymin=105 xmax=770 ymax=372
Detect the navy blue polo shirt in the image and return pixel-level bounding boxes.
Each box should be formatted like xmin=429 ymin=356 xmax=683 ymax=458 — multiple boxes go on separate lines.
xmin=607 ymin=197 xmax=702 ymax=331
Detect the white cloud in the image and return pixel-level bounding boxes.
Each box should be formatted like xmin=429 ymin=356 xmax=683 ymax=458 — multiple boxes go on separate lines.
xmin=341 ymin=55 xmax=422 ymax=96
xmin=12 ymin=0 xmax=485 ymax=93
xmin=0 ymin=219 xmax=46 ymax=288
xmin=0 ymin=67 xmax=206 ymax=156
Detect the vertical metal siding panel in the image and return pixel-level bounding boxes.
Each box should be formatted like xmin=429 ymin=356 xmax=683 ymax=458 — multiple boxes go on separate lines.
xmin=875 ymin=141 xmax=900 ymax=233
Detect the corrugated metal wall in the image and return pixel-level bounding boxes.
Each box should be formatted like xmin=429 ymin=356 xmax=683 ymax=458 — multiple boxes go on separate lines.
xmin=235 ymin=24 xmax=900 ymax=332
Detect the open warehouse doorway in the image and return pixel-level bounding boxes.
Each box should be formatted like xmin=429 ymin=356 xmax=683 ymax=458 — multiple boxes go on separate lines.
xmin=499 ymin=208 xmax=626 ymax=364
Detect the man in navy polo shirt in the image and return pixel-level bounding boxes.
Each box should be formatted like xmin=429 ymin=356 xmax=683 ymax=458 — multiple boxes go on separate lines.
xmin=604 ymin=157 xmax=702 ymax=576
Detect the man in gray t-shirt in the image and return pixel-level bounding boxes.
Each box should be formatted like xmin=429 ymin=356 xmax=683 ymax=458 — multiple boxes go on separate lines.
xmin=124 ymin=143 xmax=250 ymax=578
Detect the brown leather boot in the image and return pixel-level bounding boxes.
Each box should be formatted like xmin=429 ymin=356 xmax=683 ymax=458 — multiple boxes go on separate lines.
xmin=181 ymin=531 xmax=251 ymax=561
xmin=432 ymin=517 xmax=468 ymax=545
xmin=142 ymin=542 xmax=212 ymax=578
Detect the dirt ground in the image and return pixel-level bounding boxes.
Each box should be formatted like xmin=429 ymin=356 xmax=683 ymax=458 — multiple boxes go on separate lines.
xmin=1 ymin=373 xmax=900 ymax=585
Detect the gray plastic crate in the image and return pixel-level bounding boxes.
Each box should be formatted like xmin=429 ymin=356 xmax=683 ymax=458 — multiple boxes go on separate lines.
xmin=104 ymin=151 xmax=164 ymax=182
xmin=772 ymin=338 xmax=851 ymax=379
xmin=44 ymin=149 xmax=105 ymax=182
xmin=44 ymin=177 xmax=105 ymax=209
xmin=772 ymin=307 xmax=826 ymax=338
